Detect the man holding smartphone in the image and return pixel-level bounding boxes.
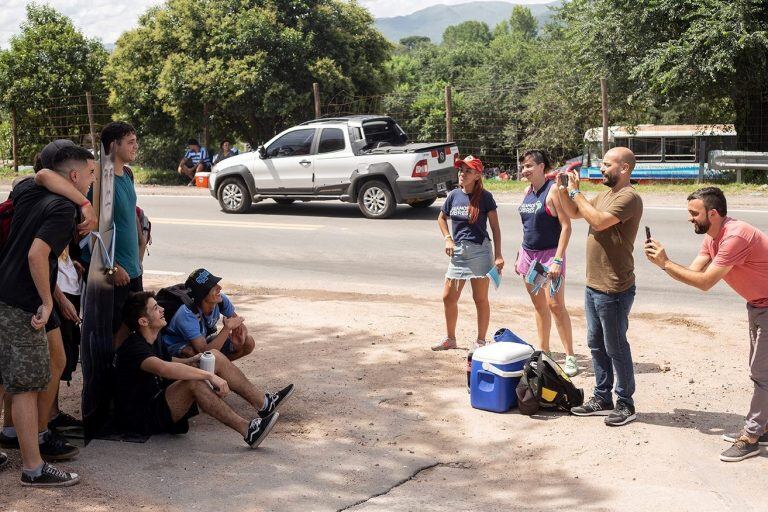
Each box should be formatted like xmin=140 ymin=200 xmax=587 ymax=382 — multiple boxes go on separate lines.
xmin=645 ymin=187 xmax=768 ymax=462
xmin=557 ymin=147 xmax=643 ymax=426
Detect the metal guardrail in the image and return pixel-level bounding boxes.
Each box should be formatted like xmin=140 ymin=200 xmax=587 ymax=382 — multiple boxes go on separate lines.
xmin=709 ymin=151 xmax=768 ymax=182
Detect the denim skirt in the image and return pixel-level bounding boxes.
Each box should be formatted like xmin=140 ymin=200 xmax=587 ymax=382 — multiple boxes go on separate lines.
xmin=446 ymin=239 xmax=494 ymax=280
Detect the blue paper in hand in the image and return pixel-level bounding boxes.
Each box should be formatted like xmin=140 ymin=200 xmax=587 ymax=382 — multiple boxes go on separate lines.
xmin=487 ymin=265 xmax=502 ymax=289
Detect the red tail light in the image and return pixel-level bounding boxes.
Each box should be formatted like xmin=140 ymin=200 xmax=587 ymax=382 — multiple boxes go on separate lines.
xmin=454 ymin=153 xmax=459 ymax=164
xmin=412 ymin=159 xmax=428 ymax=177
xmin=445 ymin=146 xmax=451 ymax=155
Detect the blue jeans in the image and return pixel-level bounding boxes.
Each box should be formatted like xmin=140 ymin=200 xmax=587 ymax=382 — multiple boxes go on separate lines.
xmin=585 ymin=285 xmax=636 ymax=406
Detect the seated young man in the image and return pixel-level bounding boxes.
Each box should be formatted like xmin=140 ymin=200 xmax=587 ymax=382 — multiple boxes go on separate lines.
xmin=162 ymin=269 xmax=255 ymax=361
xmin=116 ymin=292 xmax=293 ymax=447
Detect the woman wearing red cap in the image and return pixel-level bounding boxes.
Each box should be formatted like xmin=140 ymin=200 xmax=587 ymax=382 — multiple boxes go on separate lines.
xmin=434 ymin=155 xmax=504 ymax=351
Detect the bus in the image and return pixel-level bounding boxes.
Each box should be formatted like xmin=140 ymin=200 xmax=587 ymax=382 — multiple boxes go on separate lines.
xmin=581 ymin=124 xmax=737 ymax=180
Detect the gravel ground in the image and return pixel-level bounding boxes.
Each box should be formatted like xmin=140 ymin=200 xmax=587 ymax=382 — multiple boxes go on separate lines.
xmin=1 ymin=276 xmax=765 ymax=511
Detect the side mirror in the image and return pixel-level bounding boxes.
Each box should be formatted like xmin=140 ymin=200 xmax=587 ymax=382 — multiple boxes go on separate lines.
xmin=257 ymin=145 xmax=267 ymax=159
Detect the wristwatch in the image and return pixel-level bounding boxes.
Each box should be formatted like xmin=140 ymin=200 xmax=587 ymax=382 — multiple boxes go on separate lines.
xmin=568 ymin=189 xmax=581 ymax=200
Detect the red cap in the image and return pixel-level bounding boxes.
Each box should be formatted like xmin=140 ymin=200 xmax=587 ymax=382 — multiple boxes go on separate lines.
xmin=454 ymin=155 xmax=484 ymax=173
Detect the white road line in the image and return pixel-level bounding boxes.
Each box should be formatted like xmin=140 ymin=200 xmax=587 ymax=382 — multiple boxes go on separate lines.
xmin=493 ymin=201 xmax=768 ymax=214
xmin=144 ymin=270 xmax=186 ymax=276
xmin=151 ymin=217 xmax=323 ymax=231
xmin=137 ymin=194 xmax=210 ymax=199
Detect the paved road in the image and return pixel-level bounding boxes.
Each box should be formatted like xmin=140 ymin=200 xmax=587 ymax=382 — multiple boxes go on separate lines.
xmin=139 ymin=193 xmax=768 ymax=316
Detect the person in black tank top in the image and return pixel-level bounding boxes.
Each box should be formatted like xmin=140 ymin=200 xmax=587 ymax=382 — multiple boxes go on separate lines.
xmin=515 ymin=150 xmax=578 ymax=377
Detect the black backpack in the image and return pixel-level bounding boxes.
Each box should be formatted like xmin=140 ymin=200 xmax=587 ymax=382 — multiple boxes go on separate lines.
xmin=516 ymin=351 xmax=584 ymax=415
xmin=155 ymin=283 xmax=195 ymax=323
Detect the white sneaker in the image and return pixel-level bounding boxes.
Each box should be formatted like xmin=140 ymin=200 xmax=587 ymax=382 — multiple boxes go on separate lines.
xmin=563 ymin=355 xmax=579 ymax=377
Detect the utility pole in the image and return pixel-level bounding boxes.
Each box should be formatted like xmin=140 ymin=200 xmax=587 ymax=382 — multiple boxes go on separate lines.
xmin=313 ymin=83 xmax=321 ymax=119
xmin=600 ymin=78 xmax=609 ymax=157
xmin=85 ymin=91 xmax=97 ymax=151
xmin=10 ymin=110 xmax=18 ymax=173
xmin=445 ymin=85 xmax=453 ymax=143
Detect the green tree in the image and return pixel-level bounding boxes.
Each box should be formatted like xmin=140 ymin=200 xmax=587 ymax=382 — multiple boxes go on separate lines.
xmin=443 ymin=21 xmax=492 ymax=47
xmin=399 ymin=36 xmax=432 ymax=51
xmin=508 ymin=5 xmax=538 ymax=40
xmin=0 ymin=4 xmax=109 ymax=163
xmin=106 ymin=0 xmax=393 ymax=157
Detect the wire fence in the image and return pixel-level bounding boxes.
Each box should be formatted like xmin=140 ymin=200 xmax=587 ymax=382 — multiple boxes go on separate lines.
xmin=4 ymin=92 xmax=112 ymax=170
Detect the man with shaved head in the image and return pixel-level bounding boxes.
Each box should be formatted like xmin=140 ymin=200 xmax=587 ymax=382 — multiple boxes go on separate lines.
xmin=557 ymin=146 xmax=643 ymax=426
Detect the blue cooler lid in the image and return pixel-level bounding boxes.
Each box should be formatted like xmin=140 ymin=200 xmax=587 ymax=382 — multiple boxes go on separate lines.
xmin=472 ymin=341 xmax=533 ymax=365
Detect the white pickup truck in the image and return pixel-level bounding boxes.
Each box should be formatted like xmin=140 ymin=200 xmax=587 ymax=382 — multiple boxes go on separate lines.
xmin=208 ymin=115 xmax=459 ymax=218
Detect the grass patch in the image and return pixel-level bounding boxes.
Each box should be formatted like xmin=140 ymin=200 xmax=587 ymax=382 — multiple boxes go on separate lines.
xmin=483 ymin=179 xmax=768 ymax=195
xmin=0 ymin=166 xmax=33 ymax=180
xmin=129 ymin=166 xmax=183 ymax=186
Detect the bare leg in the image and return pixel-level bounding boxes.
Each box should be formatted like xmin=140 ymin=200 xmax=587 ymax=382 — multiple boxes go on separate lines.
xmin=226 ymin=336 xmax=255 ymax=362
xmin=526 ymin=281 xmax=552 ymax=352
xmin=164 ymin=380 xmax=249 ymax=436
xmin=442 ymin=279 xmax=465 ymax=340
xmin=209 ymin=349 xmax=265 ymax=410
xmin=548 ymin=281 xmax=574 ymax=356
xmin=12 ymin=392 xmax=43 ymax=470
xmin=37 ymin=329 xmax=65 ymax=431
xmin=470 ymin=277 xmax=491 ymax=342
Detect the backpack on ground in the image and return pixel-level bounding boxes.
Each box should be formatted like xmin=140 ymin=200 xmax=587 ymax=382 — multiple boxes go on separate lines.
xmin=516 ymin=350 xmax=584 ymax=415
xmin=155 ymin=283 xmax=195 ymax=323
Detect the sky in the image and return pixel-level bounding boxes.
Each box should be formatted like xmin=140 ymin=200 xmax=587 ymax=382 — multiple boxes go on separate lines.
xmin=0 ymin=0 xmax=554 ymax=48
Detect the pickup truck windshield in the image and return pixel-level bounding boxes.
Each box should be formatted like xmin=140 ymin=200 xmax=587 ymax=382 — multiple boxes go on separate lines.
xmin=362 ymin=120 xmax=406 ymax=149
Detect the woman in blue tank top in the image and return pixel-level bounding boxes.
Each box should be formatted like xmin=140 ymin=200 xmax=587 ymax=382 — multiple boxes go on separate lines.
xmin=515 ymin=150 xmax=578 ymax=376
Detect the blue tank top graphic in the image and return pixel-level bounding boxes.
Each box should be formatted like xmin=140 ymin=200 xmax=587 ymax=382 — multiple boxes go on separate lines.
xmin=518 ymin=179 xmax=560 ymax=250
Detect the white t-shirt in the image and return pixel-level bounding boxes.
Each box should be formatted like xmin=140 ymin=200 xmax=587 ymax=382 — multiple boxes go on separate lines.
xmin=57 ymin=254 xmax=81 ymax=295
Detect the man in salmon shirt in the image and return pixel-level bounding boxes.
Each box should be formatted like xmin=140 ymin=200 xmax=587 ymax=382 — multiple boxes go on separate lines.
xmin=645 ymin=187 xmax=768 ymax=463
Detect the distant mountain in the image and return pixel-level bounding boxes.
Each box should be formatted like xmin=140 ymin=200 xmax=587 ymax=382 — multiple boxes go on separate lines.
xmin=374 ymin=1 xmax=561 ymax=44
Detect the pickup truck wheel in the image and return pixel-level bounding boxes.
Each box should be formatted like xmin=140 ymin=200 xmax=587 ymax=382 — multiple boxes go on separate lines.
xmin=273 ymin=198 xmax=295 ymax=205
xmin=358 ymin=180 xmax=396 ymax=219
xmin=409 ymin=198 xmax=437 ymax=208
xmin=218 ymin=177 xmax=252 ymax=214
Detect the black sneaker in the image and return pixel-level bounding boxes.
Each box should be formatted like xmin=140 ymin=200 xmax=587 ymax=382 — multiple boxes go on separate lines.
xmin=48 ymin=412 xmax=83 ymax=432
xmin=722 ymin=430 xmax=768 ymax=446
xmin=720 ymin=437 xmax=760 ymax=462
xmin=258 ymin=384 xmax=295 ymax=418
xmin=0 ymin=451 xmax=8 ymax=470
xmin=0 ymin=432 xmax=19 ymax=449
xmin=39 ymin=431 xmax=79 ymax=461
xmin=604 ymin=401 xmax=637 ymax=426
xmin=571 ymin=396 xmax=614 ymax=416
xmin=244 ymin=412 xmax=279 ymax=449
xmin=20 ymin=463 xmax=80 ymax=487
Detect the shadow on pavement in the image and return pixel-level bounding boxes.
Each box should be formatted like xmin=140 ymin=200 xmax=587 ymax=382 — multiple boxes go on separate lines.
xmin=243 ymin=201 xmax=441 ymax=221
xmin=637 ymin=408 xmax=745 ymax=436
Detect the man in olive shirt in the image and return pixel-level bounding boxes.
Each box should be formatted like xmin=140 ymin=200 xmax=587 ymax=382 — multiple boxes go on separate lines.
xmin=558 ymin=147 xmax=643 ymax=426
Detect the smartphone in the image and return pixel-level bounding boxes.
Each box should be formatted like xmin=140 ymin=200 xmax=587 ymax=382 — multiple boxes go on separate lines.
xmin=645 ymin=226 xmax=651 ymax=241
xmin=558 ymin=173 xmax=568 ymax=187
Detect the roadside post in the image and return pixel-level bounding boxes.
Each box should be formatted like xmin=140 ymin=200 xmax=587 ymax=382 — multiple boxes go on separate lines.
xmin=313 ymin=83 xmax=321 ymax=119
xmin=445 ymin=85 xmax=453 ymax=143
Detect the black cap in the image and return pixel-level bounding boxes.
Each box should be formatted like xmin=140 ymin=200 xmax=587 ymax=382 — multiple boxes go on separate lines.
xmin=185 ymin=268 xmax=222 ymax=303
xmin=39 ymin=139 xmax=76 ymax=170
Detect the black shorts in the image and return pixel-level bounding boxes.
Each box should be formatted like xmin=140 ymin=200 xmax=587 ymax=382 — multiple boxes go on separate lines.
xmin=113 ymin=276 xmax=143 ymax=333
xmin=44 ymin=309 xmax=61 ymax=333
xmin=142 ymin=389 xmax=199 ymax=435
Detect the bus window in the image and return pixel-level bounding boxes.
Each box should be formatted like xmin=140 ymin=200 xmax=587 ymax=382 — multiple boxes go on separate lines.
xmin=615 ymin=137 xmax=629 ymax=148
xmin=631 ymin=137 xmax=662 ymax=162
xmin=664 ymin=137 xmax=696 ymax=162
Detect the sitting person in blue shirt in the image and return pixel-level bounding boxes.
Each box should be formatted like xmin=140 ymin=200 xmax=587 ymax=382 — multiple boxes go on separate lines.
xmin=177 ymin=138 xmax=211 ymax=183
xmin=162 ymin=269 xmax=255 ymax=361
xmin=212 ymin=139 xmax=239 ymax=166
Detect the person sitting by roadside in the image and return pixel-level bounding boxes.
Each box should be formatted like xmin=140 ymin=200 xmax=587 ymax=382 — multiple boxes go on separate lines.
xmin=115 ymin=292 xmax=288 ymax=448
xmin=212 ymin=139 xmax=239 ymax=166
xmin=177 ymin=138 xmax=211 ymax=183
xmin=162 ymin=269 xmax=255 ymax=361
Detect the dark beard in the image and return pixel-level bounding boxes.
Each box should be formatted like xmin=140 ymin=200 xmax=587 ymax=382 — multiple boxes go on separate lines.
xmin=602 ymin=174 xmax=617 ymax=187
xmin=693 ymin=220 xmax=710 ymax=234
